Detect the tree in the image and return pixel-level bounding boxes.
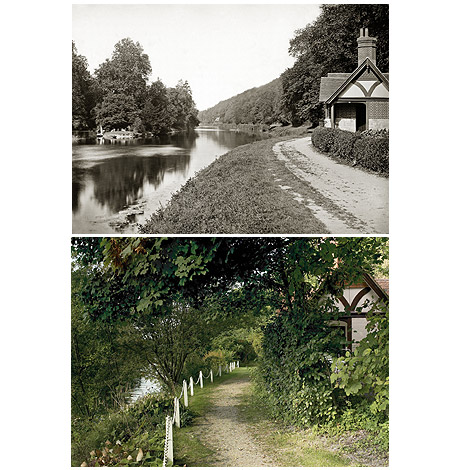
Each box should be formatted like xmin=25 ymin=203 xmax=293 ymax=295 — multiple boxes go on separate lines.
xmin=167 ymin=80 xmax=199 ymax=131
xmin=142 ymin=80 xmax=173 ymax=135
xmin=124 ymin=300 xmax=210 ymax=394
xmin=71 ymin=265 xmax=144 ymax=418
xmin=72 ymin=237 xmax=387 ymax=404
xmin=72 ymin=42 xmax=97 ymax=130
xmin=94 ymin=38 xmax=151 ymax=129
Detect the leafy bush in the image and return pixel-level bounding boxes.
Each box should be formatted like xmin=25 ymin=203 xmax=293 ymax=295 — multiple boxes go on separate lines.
xmin=311 ymin=127 xmax=338 ymax=153
xmin=311 ymin=127 xmax=389 ymax=174
xmin=72 ymin=392 xmax=195 ymax=467
xmin=331 ymin=305 xmax=389 ymax=417
xmin=353 ymin=136 xmax=389 ymax=174
xmin=254 ymin=304 xmax=346 ymax=427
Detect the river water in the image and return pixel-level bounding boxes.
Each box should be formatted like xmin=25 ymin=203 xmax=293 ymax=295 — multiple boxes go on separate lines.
xmin=72 ymin=128 xmax=262 ymax=234
xmin=128 ymin=376 xmax=161 ymax=403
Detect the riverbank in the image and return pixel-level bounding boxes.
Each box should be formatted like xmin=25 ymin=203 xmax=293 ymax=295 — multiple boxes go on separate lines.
xmin=140 ymin=126 xmax=330 ymax=234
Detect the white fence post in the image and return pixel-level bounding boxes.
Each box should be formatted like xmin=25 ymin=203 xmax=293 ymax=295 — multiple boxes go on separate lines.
xmin=210 ymin=369 xmax=213 ymax=383
xmin=174 ymin=397 xmax=180 ymax=428
xmin=199 ymin=370 xmax=203 ymax=388
xmin=237 ymin=360 xmax=240 ymax=368
xmin=183 ymin=380 xmax=188 ymax=407
xmin=219 ymin=365 xmax=222 ymax=377
xmin=163 ymin=416 xmax=173 ymax=467
xmin=190 ymin=376 xmax=194 ymax=396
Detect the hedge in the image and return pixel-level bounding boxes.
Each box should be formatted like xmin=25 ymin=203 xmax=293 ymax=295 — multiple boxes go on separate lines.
xmin=311 ymin=127 xmax=388 ymax=175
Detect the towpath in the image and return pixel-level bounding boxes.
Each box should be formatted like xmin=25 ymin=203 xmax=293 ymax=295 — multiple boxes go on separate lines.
xmin=190 ymin=372 xmax=277 ymax=466
xmin=272 ymin=136 xmax=389 ymax=233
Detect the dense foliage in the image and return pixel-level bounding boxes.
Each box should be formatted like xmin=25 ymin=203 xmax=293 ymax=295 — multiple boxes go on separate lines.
xmin=72 ymin=42 xmax=97 ymax=130
xmin=311 ymin=127 xmax=389 ymax=174
xmin=72 ymin=38 xmax=199 ymax=134
xmin=198 ymin=78 xmax=285 ymax=126
xmin=72 ymin=267 xmax=144 ymax=419
xmin=331 ymin=305 xmax=389 ymax=416
xmin=72 ymin=391 xmax=194 ymax=467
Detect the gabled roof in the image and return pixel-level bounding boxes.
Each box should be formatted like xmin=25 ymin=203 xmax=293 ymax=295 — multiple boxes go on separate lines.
xmin=319 ymin=58 xmax=389 ymax=104
xmin=363 ymin=272 xmax=389 ymax=300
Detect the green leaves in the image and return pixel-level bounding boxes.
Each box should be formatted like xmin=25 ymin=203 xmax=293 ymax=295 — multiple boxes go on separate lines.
xmin=330 ymin=305 xmax=389 ymax=415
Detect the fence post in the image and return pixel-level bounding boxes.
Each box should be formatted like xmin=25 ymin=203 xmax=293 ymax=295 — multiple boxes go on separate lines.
xmin=190 ymin=376 xmax=194 ymax=396
xmin=237 ymin=360 xmax=240 ymax=368
xmin=199 ymin=370 xmax=203 ymax=389
xmin=163 ymin=416 xmax=173 ymax=467
xmin=219 ymin=365 xmax=222 ymax=377
xmin=183 ymin=380 xmax=188 ymax=407
xmin=210 ymin=369 xmax=213 ymax=383
xmin=174 ymin=397 xmax=180 ymax=428
xmin=225 ymin=363 xmax=229 ymax=373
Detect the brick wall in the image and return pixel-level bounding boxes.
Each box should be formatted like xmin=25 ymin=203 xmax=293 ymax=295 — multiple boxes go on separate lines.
xmin=368 ymin=101 xmax=389 ymax=119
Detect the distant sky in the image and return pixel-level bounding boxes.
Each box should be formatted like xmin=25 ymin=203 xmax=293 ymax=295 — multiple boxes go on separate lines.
xmin=72 ymin=3 xmax=321 ymax=110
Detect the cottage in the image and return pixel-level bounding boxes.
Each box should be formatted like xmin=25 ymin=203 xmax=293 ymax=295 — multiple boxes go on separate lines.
xmin=331 ymin=272 xmax=389 ymax=351
xmin=319 ymin=28 xmax=389 ymax=132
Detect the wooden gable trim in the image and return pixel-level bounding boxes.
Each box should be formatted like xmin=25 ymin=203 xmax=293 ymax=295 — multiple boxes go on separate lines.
xmin=350 ymin=286 xmax=371 ymax=311
xmin=325 ymin=58 xmax=389 ymax=105
xmin=362 ymin=272 xmax=389 ymax=302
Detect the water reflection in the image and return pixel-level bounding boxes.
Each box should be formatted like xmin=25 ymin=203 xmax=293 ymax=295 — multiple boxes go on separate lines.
xmin=72 ymin=129 xmax=261 ymax=233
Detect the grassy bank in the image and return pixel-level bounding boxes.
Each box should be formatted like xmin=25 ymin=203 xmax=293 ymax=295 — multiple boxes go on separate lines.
xmin=140 ymin=127 xmax=328 ymax=234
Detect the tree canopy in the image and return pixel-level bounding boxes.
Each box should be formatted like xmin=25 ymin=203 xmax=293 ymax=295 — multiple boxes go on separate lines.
xmin=72 ymin=42 xmax=97 ymax=130
xmin=72 ymin=38 xmax=199 ymax=134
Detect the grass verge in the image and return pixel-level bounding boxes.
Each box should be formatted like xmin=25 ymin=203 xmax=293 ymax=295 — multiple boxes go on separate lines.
xmin=238 ymin=374 xmax=353 ymax=467
xmin=139 ymin=128 xmax=328 ymax=234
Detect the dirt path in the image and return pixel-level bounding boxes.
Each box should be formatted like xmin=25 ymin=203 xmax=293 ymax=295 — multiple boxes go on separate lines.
xmin=192 ymin=374 xmax=277 ymax=467
xmin=272 ymin=137 xmax=389 ymax=233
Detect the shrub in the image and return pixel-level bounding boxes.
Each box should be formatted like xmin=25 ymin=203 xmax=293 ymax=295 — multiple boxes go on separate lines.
xmin=311 ymin=127 xmax=389 ymax=175
xmin=330 ymin=129 xmax=359 ymax=161
xmin=330 ymin=305 xmax=389 ymax=418
xmin=353 ymin=136 xmax=389 ymax=174
xmin=311 ymin=126 xmax=337 ymax=153
xmin=72 ymin=392 xmax=195 ymax=467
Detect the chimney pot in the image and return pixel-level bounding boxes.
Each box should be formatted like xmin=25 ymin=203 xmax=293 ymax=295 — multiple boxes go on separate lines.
xmin=357 ymin=27 xmax=377 ymax=65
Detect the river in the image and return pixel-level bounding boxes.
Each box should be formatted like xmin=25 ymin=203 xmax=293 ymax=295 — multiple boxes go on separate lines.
xmin=72 ymin=128 xmax=263 ymax=234
xmin=128 ymin=376 xmax=161 ymax=403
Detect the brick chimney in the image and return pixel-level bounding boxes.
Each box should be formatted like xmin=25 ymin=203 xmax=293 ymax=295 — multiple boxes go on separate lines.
xmin=357 ymin=28 xmax=377 ymax=65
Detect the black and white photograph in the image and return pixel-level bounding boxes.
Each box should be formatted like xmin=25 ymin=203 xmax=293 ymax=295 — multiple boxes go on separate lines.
xmin=72 ymin=4 xmax=388 ymax=235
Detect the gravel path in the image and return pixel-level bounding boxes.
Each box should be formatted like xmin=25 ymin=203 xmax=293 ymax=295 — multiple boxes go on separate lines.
xmin=273 ymin=137 xmax=389 ymax=233
xmin=192 ymin=374 xmax=277 ymax=467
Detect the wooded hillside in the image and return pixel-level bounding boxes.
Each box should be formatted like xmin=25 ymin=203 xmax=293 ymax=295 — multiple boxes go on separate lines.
xmin=198 ymin=78 xmax=285 ymax=126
